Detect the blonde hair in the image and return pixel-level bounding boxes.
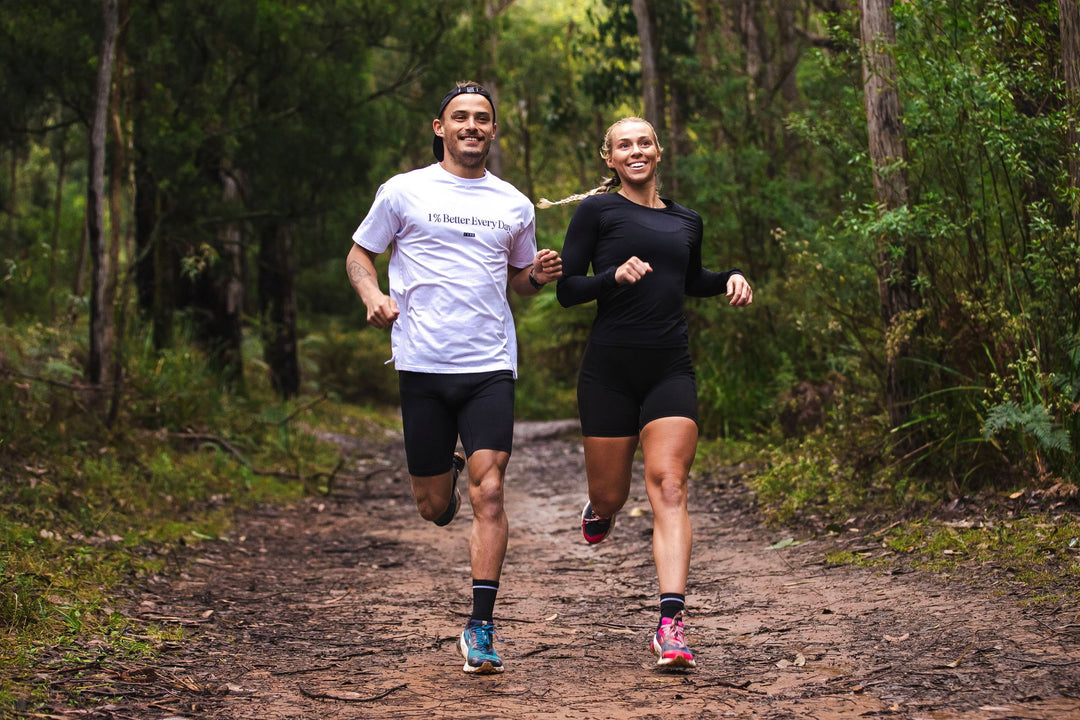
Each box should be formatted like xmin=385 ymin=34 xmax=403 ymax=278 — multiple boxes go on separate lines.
xmin=537 ymin=117 xmax=663 ymax=209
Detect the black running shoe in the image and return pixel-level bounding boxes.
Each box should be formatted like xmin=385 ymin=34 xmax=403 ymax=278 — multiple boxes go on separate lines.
xmin=434 ymin=453 xmax=465 ymax=527
xmin=581 ymin=501 xmax=615 ymax=544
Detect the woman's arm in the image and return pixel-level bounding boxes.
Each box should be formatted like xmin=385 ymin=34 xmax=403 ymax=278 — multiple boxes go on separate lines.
xmin=555 ymin=199 xmax=619 ymax=307
xmin=684 ymin=215 xmax=742 ymax=298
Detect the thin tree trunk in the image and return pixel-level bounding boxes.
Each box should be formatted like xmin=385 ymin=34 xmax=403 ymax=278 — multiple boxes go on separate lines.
xmin=859 ymin=0 xmax=920 ymax=448
xmin=87 ymin=0 xmax=119 ymax=388
xmin=106 ymin=0 xmax=130 ymax=426
xmin=777 ymin=0 xmax=801 ymax=106
xmin=668 ymin=84 xmax=687 ymax=197
xmin=259 ymin=222 xmax=299 ymax=398
xmin=131 ymin=67 xmax=173 ymax=349
xmin=632 ymin=0 xmax=665 ymax=136
xmin=73 ymin=215 xmax=89 ymax=298
xmin=6 ymin=149 xmax=14 ymax=253
xmin=521 ymin=99 xmax=535 ymax=201
xmin=743 ymin=0 xmax=763 ymax=111
xmin=483 ymin=0 xmax=509 ymax=178
xmin=48 ymin=138 xmax=69 ymax=317
xmin=215 ymin=169 xmax=246 ymax=391
xmin=1060 ymin=0 xmax=1080 ymax=225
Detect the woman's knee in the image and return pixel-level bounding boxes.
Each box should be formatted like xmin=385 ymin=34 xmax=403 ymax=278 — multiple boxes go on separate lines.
xmin=646 ymin=470 xmax=688 ymax=508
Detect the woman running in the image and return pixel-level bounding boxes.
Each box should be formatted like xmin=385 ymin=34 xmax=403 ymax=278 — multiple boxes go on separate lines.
xmin=544 ymin=116 xmax=753 ymax=668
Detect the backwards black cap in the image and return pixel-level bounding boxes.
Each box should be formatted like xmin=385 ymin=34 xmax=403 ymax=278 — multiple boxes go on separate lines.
xmin=432 ymin=84 xmax=496 ymax=161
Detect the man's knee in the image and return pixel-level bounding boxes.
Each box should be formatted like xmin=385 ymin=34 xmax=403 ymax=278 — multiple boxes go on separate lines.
xmin=468 ymin=472 xmax=505 ymax=520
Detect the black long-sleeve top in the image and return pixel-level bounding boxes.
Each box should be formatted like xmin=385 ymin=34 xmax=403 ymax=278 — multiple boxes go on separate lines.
xmin=556 ymin=192 xmax=742 ymax=348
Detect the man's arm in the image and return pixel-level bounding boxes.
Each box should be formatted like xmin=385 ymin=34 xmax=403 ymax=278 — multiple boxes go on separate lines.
xmin=346 ymin=243 xmax=399 ymax=329
xmin=508 ymin=248 xmax=563 ymax=297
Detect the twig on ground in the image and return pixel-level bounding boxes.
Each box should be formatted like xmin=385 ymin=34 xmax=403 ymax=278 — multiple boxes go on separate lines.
xmin=297 ymin=683 xmax=408 ymax=702
xmin=271 ymin=664 xmax=338 ymax=676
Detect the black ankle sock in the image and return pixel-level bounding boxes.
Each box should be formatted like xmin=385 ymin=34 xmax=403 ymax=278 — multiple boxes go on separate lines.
xmin=471 ymin=579 xmax=499 ymax=623
xmin=660 ymin=593 xmax=685 ymax=620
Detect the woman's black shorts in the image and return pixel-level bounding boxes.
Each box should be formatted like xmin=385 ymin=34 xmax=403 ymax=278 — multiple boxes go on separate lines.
xmin=577 ymin=342 xmax=698 ymax=437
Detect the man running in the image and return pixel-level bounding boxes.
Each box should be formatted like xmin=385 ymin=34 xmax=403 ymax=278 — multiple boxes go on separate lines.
xmin=346 ymin=81 xmax=562 ymax=674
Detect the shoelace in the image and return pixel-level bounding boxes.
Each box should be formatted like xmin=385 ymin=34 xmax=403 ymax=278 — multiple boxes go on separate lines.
xmin=584 ymin=508 xmax=609 ymax=525
xmin=659 ymin=612 xmax=688 ymax=649
xmin=467 ymin=623 xmax=504 ymax=653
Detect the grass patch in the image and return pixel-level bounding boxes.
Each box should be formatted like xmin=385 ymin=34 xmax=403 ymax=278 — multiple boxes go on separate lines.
xmin=879 ymin=513 xmax=1080 ymax=602
xmin=710 ymin=422 xmax=1080 ymax=604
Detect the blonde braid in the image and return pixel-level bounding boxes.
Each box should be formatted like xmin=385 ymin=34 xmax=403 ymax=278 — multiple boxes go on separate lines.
xmin=536 ymin=175 xmax=620 ymax=209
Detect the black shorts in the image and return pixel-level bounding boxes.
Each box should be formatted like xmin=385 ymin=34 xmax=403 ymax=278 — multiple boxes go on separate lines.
xmin=577 ymin=342 xmax=698 ymax=437
xmin=398 ymin=370 xmax=515 ymax=477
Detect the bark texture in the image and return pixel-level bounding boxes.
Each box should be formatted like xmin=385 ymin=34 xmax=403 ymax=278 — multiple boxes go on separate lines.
xmin=87 ymin=0 xmax=119 ymax=388
xmin=859 ymin=0 xmax=921 ymax=445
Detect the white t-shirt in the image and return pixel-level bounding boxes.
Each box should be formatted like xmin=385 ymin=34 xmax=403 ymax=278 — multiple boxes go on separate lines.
xmin=352 ymin=163 xmax=537 ymax=376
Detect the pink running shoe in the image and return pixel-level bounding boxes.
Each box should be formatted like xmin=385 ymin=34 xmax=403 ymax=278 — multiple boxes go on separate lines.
xmin=651 ymin=611 xmax=696 ymax=668
xmin=581 ymin=501 xmax=616 ymax=544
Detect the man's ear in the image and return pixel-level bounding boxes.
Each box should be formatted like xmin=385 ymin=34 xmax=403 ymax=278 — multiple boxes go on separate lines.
xmin=433 ymin=118 xmax=444 ymax=137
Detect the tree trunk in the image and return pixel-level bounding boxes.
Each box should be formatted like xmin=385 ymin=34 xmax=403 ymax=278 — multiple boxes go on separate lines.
xmin=1060 ymin=0 xmax=1080 ymax=225
xmin=72 ymin=215 xmax=89 ymax=298
xmin=106 ymin=0 xmax=130 ymax=427
xmin=48 ymin=138 xmax=69 ymax=317
xmin=859 ymin=0 xmax=921 ymax=448
xmin=87 ymin=0 xmax=119 ymax=388
xmin=668 ymin=83 xmax=687 ymax=197
xmin=6 ymin=149 xmax=14 ymax=253
xmin=483 ymin=0 xmax=509 ymax=178
xmin=632 ymin=0 xmax=665 ymax=136
xmin=742 ymin=0 xmax=763 ymax=111
xmin=210 ymin=169 xmax=246 ymax=391
xmin=777 ymin=0 xmax=801 ymax=106
xmin=258 ymin=221 xmax=299 ymax=398
xmin=131 ymin=67 xmax=176 ymax=350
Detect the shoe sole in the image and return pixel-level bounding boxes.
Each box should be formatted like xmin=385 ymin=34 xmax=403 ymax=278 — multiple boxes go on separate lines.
xmin=581 ymin=503 xmax=615 ymax=544
xmin=459 ymin=633 xmax=504 ymax=674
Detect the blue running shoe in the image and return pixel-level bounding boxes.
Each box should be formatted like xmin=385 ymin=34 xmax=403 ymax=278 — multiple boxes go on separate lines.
xmin=459 ymin=619 xmax=504 ymax=674
xmin=434 ymin=453 xmax=465 ymax=527
xmin=581 ymin=501 xmax=615 ymax=544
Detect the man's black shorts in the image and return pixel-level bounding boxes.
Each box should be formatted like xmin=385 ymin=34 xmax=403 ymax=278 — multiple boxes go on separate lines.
xmin=398 ymin=369 xmax=515 ymax=477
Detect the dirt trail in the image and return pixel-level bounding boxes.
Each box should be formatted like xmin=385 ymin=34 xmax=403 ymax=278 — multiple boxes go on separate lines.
xmin=106 ymin=422 xmax=1080 ymax=719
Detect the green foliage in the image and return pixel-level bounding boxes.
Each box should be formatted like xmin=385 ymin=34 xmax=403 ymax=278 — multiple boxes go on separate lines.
xmin=984 ymin=400 xmax=1071 ymax=454
xmin=513 ymin=287 xmax=590 ymax=420
xmin=746 ymin=419 xmax=896 ymax=527
xmin=298 ymin=320 xmax=398 ymax=407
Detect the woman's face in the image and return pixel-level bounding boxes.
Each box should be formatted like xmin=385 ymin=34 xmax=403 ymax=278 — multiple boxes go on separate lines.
xmin=604 ymin=120 xmax=661 ymax=187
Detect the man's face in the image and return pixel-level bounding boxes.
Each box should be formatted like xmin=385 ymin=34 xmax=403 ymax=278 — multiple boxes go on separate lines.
xmin=434 ymin=94 xmax=496 ymax=169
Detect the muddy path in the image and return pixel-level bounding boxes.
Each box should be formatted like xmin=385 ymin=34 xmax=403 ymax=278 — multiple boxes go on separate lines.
xmin=61 ymin=422 xmax=1080 ymax=718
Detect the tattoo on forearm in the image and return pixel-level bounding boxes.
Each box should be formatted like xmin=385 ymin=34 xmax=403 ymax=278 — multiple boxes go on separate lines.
xmin=347 ymin=259 xmax=371 ymax=284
